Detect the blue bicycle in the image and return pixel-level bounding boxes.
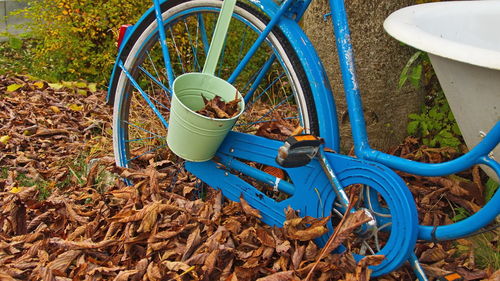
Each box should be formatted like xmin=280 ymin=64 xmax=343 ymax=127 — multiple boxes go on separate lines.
xmin=107 ymin=0 xmax=500 ymax=278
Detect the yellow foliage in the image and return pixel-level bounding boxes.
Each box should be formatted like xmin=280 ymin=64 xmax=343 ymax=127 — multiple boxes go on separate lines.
xmin=20 ymin=0 xmax=151 ymax=83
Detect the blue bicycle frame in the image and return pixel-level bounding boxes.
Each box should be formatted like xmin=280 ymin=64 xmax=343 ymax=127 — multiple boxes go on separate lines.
xmin=327 ymin=0 xmax=500 ymax=242
xmin=109 ymin=0 xmax=499 ymax=242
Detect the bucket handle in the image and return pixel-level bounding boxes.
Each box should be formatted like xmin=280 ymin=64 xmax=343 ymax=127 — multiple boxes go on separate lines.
xmin=202 ymin=0 xmax=238 ymax=75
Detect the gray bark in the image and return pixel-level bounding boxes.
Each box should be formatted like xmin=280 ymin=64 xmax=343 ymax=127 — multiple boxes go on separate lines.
xmin=303 ymin=0 xmax=424 ymax=151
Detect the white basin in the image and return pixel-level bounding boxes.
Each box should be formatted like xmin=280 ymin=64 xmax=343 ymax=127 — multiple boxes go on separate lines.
xmin=384 ymin=1 xmax=500 ymax=180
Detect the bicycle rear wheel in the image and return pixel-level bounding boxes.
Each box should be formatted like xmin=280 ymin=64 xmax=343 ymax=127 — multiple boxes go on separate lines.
xmin=110 ymin=0 xmax=318 ymax=172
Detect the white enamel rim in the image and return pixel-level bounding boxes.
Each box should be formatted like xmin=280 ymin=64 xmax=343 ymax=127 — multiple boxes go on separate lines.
xmin=384 ymin=1 xmax=500 ymax=70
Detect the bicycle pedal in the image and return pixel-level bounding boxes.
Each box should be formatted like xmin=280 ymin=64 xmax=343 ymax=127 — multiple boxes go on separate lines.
xmin=436 ymin=273 xmax=464 ymax=281
xmin=276 ymin=135 xmax=322 ymax=168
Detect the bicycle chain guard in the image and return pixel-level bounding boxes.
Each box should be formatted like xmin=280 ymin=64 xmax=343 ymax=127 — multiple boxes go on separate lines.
xmin=185 ymin=132 xmax=418 ymax=276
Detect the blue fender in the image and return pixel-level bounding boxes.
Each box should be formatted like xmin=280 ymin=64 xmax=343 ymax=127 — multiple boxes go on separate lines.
xmin=107 ymin=0 xmax=340 ymax=150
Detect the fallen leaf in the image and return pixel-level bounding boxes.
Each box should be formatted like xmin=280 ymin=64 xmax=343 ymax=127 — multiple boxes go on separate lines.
xmin=240 ymin=196 xmax=262 ymax=219
xmin=113 ymin=270 xmax=139 ymax=281
xmin=48 ymin=82 xmax=64 ymax=90
xmin=182 ymin=227 xmax=201 ymax=261
xmin=284 ymin=216 xmax=330 ymax=241
xmin=163 ymin=261 xmax=191 ymax=272
xmin=323 ymin=210 xmax=371 ymax=254
xmin=68 ymin=104 xmax=84 ymax=111
xmin=49 ymin=106 xmax=61 ymax=113
xmin=352 ymin=255 xmax=385 ymax=281
xmin=196 ymin=94 xmax=241 ymax=119
xmin=7 ymin=83 xmax=23 ymax=92
xmin=419 ymin=246 xmax=447 ymax=263
xmin=0 ymin=135 xmax=10 ymax=144
xmin=256 ymin=271 xmax=298 ymax=281
xmin=484 ymin=269 xmax=500 ymax=281
xmin=292 ymin=245 xmax=305 ymax=269
xmin=47 ymin=250 xmax=82 ymax=272
xmin=256 ymin=228 xmax=275 ymax=248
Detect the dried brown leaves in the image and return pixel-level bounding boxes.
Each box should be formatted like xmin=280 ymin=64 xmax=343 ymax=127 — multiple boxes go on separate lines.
xmin=388 ymin=137 xmax=496 ymax=280
xmin=1 ymin=75 xmax=497 ymax=280
xmin=0 ymin=73 xmax=377 ymax=280
xmin=0 ymin=74 xmax=113 ymax=194
xmin=196 ymin=93 xmax=241 ymax=119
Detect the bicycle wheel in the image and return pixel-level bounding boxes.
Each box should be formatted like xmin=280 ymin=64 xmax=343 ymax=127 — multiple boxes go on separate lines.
xmin=111 ymin=0 xmax=318 ymax=173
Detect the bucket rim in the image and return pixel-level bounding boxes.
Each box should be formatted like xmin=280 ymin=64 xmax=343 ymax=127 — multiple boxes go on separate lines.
xmin=172 ymin=72 xmax=245 ymax=122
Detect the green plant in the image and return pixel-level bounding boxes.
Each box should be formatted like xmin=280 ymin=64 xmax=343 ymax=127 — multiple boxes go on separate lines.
xmin=400 ymin=50 xmax=464 ymax=150
xmin=407 ymin=91 xmax=463 ymax=150
xmin=399 ymin=50 xmax=425 ymax=89
xmin=456 ymin=232 xmax=500 ymax=271
xmin=485 ymin=178 xmax=499 ymax=202
xmin=472 ymin=232 xmax=500 ymax=270
xmin=15 ymin=0 xmax=151 ymax=84
xmin=0 ymin=36 xmax=36 ymax=75
xmin=451 ymin=206 xmax=470 ymax=222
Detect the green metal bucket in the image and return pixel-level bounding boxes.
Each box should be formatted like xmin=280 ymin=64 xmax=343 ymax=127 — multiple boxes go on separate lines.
xmin=167 ymin=72 xmax=244 ymax=161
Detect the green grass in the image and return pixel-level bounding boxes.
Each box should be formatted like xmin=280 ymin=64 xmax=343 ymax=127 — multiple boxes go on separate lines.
xmin=455 ymin=231 xmax=500 ymax=271
xmin=56 ymin=154 xmax=117 ymax=194
xmin=1 ymin=153 xmax=116 ymax=200
xmin=12 ymin=173 xmax=51 ymax=200
xmin=0 ymin=167 xmax=8 ymax=179
xmin=471 ymin=232 xmax=500 ymax=270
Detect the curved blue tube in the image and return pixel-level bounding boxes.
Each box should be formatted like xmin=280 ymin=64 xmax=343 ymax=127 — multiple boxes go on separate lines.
xmin=361 ymin=121 xmax=500 ymax=177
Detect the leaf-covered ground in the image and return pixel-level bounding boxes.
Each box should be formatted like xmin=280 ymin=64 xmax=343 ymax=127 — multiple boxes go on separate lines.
xmin=0 ymin=75 xmax=498 ymax=280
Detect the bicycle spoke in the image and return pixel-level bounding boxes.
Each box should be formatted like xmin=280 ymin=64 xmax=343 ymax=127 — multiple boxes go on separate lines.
xmin=360 ymin=240 xmax=376 ymax=255
xmin=366 ymin=187 xmax=392 ymax=218
xmin=237 ymin=26 xmax=249 ymax=64
xmin=197 ymin=13 xmax=210 ymax=55
xmin=119 ymin=61 xmax=169 ymax=129
xmin=183 ymin=18 xmax=202 ymax=72
xmin=243 ymin=54 xmax=277 ymax=103
xmin=169 ymin=26 xmax=186 ymax=73
xmin=127 ymin=143 xmax=168 ymax=163
xmin=248 ymin=93 xmax=293 ymax=122
xmin=139 ymin=66 xmax=172 ymax=97
xmin=245 ymin=71 xmax=285 ymax=109
xmin=123 ymin=120 xmax=164 ymax=139
xmin=126 ymin=135 xmax=164 ymax=143
xmin=146 ymin=50 xmax=164 ymax=86
xmin=373 ymin=229 xmax=381 ymax=252
xmin=217 ymin=37 xmax=229 ymax=77
xmin=130 ymin=76 xmax=170 ymax=112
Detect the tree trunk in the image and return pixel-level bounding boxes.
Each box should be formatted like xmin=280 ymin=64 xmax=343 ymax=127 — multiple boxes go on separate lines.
xmin=303 ymin=0 xmax=424 ymax=151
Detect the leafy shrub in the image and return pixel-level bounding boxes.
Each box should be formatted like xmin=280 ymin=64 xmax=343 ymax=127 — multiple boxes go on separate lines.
xmin=17 ymin=0 xmax=151 ymax=84
xmin=400 ymin=50 xmax=463 ymax=150
xmin=407 ymin=91 xmax=463 ymax=150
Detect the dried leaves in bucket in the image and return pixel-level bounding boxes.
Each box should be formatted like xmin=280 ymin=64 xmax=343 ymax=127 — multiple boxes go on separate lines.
xmin=196 ymin=91 xmax=241 ymax=119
